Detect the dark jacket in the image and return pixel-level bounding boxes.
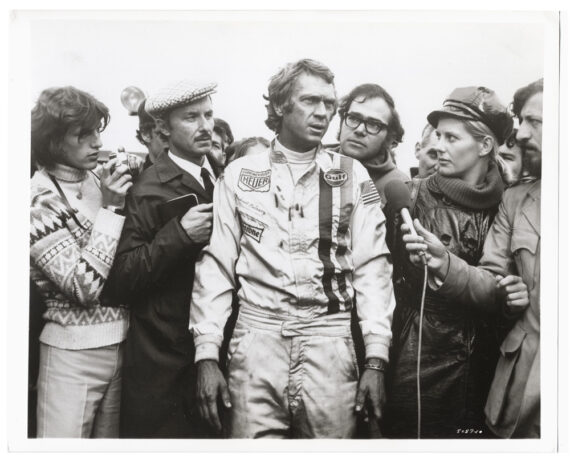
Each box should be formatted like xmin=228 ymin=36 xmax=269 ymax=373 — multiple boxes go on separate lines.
xmin=383 ymin=178 xmax=502 ymax=439
xmin=105 ymin=154 xmax=213 ymax=438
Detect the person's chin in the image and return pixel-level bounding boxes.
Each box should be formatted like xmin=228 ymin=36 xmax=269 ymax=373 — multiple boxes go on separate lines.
xmin=437 ymin=165 xmax=455 ymax=177
xmin=340 ymin=142 xmax=364 ymax=160
xmin=84 ymin=158 xmax=99 ymax=170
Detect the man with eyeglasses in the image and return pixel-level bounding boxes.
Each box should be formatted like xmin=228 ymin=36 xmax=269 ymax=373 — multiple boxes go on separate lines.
xmin=337 ymin=83 xmax=408 ymax=203
xmin=190 ymin=59 xmax=395 ymax=438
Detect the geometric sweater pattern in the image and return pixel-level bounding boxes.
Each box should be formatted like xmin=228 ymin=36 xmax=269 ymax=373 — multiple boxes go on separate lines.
xmin=30 ymin=168 xmax=129 ymax=349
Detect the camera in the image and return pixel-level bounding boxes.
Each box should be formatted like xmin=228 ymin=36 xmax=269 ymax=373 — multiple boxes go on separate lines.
xmin=108 ymin=151 xmax=142 ymax=181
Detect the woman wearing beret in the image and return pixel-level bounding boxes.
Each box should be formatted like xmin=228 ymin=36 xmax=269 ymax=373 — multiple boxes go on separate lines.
xmin=382 ymin=87 xmax=513 ymax=438
xmin=30 ymin=86 xmax=132 ymax=437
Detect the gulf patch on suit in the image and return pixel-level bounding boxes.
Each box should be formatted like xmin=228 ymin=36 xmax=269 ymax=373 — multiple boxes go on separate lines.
xmin=238 ymin=169 xmax=271 ymax=192
xmin=323 ymin=169 xmax=348 ymax=187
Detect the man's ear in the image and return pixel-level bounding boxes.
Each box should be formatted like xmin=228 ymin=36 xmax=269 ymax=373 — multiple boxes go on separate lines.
xmin=414 ymin=142 xmax=421 ymax=158
xmin=155 ymin=118 xmax=171 ymax=138
xmin=273 ymin=102 xmax=284 ymax=117
xmin=140 ymin=131 xmax=152 ymax=144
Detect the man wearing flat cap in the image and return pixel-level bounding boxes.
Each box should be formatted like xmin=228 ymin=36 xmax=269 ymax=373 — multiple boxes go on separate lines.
xmin=105 ymin=80 xmax=218 ymax=438
xmin=399 ymin=79 xmax=543 ymax=438
xmin=189 ymin=58 xmax=395 ymax=438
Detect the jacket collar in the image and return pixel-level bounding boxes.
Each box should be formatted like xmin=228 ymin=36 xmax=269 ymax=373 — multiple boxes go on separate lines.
xmin=154 ymin=153 xmax=211 ymax=201
xmin=269 ymin=139 xmax=333 ymax=172
xmin=521 ymin=180 xmax=540 ymax=235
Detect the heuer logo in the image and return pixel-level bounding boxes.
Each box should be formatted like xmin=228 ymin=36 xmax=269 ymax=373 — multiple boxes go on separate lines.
xmin=323 ymin=169 xmax=348 ymax=187
xmin=238 ymin=169 xmax=271 ymax=192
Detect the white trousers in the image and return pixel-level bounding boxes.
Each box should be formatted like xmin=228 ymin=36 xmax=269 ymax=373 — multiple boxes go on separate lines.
xmin=36 ymin=342 xmax=123 ymax=438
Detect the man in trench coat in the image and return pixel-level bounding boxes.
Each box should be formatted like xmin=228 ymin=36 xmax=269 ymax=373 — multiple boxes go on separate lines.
xmin=106 ymin=80 xmax=218 ymax=438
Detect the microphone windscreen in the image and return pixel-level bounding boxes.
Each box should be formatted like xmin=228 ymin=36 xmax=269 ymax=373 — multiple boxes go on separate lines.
xmin=384 ymin=179 xmax=411 ymax=212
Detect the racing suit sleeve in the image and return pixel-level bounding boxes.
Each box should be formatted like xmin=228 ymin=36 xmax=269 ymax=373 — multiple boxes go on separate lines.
xmin=436 ymin=197 xmax=515 ymax=309
xmin=189 ymin=168 xmax=241 ymax=362
xmin=351 ymin=175 xmax=396 ymax=362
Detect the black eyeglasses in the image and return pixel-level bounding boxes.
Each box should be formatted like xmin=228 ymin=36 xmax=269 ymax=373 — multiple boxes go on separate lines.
xmin=344 ymin=113 xmax=388 ymax=135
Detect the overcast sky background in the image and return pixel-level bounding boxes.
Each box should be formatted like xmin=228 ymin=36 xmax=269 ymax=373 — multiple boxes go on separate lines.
xmin=23 ymin=10 xmax=549 ymax=176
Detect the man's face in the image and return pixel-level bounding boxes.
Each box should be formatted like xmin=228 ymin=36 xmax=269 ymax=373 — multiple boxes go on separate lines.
xmin=339 ymin=96 xmax=392 ymax=162
xmin=210 ymin=131 xmax=225 ymax=168
xmin=516 ymin=92 xmax=543 ymax=179
xmin=59 ymin=124 xmax=103 ymax=170
xmin=498 ymin=141 xmax=523 ymax=186
xmin=415 ymin=129 xmax=439 ymax=178
xmin=278 ymin=73 xmax=336 ymax=152
xmin=161 ymin=96 xmax=214 ymax=162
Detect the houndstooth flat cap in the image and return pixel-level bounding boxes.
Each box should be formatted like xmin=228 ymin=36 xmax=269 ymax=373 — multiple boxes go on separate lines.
xmin=145 ymin=80 xmax=217 ymax=116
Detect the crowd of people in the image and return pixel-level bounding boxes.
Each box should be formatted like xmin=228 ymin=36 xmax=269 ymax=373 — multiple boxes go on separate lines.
xmin=29 ymin=58 xmax=543 ymax=440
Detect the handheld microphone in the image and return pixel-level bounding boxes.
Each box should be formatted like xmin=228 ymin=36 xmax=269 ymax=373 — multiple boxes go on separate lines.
xmin=385 ymin=179 xmax=428 ymax=438
xmin=384 ymin=180 xmax=427 ymax=266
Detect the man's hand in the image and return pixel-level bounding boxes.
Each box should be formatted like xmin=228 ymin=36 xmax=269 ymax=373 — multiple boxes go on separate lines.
xmin=495 ymin=274 xmax=530 ymax=317
xmin=355 ymin=369 xmax=386 ymax=423
xmin=180 ymin=203 xmax=213 ymax=244
xmin=196 ymin=359 xmax=231 ymax=434
xmin=402 ymin=218 xmax=449 ymax=278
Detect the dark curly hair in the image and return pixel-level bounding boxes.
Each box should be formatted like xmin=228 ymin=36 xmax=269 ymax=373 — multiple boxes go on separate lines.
xmin=31 ymin=86 xmax=109 ymax=168
xmin=264 ymin=58 xmax=336 ymax=133
xmin=512 ymin=78 xmax=543 ymax=121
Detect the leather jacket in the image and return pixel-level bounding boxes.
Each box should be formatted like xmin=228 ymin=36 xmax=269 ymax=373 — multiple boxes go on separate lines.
xmin=383 ymin=178 xmax=502 ymax=438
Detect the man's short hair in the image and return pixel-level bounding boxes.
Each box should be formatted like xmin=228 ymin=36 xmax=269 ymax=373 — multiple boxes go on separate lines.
xmin=226 ymin=137 xmax=270 ymax=165
xmin=264 ymin=58 xmax=336 ymax=133
xmin=419 ymin=123 xmax=436 ymax=148
xmin=214 ymin=118 xmax=234 ymax=146
xmin=338 ymin=83 xmax=404 ymax=146
xmin=136 ymin=99 xmax=158 ymax=147
xmin=512 ymin=78 xmax=543 ymax=120
xmin=31 ymin=86 xmax=110 ymax=168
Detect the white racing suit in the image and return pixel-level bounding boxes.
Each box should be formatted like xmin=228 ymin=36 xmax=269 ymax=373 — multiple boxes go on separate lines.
xmin=190 ymin=142 xmax=395 ymax=438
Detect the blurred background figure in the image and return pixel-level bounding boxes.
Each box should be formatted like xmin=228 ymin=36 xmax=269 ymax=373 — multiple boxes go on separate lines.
xmin=208 ymin=117 xmax=234 ymax=175
xmin=497 ymin=129 xmax=524 ymax=187
xmin=136 ymin=99 xmax=169 ymax=169
xmin=225 ymin=136 xmax=270 ymax=165
xmin=412 ymin=123 xmax=439 ymax=178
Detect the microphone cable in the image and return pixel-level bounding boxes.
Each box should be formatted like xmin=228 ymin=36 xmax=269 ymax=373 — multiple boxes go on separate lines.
xmin=417 ymin=255 xmax=428 ymax=439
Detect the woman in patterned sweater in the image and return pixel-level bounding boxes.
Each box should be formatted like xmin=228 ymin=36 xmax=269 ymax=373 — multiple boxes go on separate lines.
xmin=30 ymin=86 xmax=133 ymax=437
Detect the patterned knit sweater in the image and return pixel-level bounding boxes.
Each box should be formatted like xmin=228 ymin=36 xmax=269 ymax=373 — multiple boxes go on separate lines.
xmin=30 ymin=164 xmax=129 ymax=350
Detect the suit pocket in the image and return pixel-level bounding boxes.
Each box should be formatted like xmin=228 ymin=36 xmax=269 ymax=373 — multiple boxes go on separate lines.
xmin=226 ymin=327 xmax=256 ymax=371
xmin=485 ymin=324 xmax=527 ymax=425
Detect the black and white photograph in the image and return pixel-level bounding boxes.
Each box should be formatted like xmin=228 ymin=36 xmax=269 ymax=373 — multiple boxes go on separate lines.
xmin=4 ymin=1 xmax=567 ymax=454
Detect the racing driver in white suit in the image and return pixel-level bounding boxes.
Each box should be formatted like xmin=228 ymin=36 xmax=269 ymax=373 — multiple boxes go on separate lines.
xmin=189 ymin=59 xmax=395 ymax=438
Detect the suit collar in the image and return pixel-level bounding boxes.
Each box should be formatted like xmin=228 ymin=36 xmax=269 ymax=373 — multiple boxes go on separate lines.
xmin=154 ymin=153 xmax=211 ymax=202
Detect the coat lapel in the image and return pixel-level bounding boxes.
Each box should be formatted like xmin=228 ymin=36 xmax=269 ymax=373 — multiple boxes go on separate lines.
xmin=520 ymin=182 xmax=540 ymax=236
xmin=179 ymin=173 xmax=211 ymax=203
xmin=155 ymin=154 xmax=212 ymax=203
